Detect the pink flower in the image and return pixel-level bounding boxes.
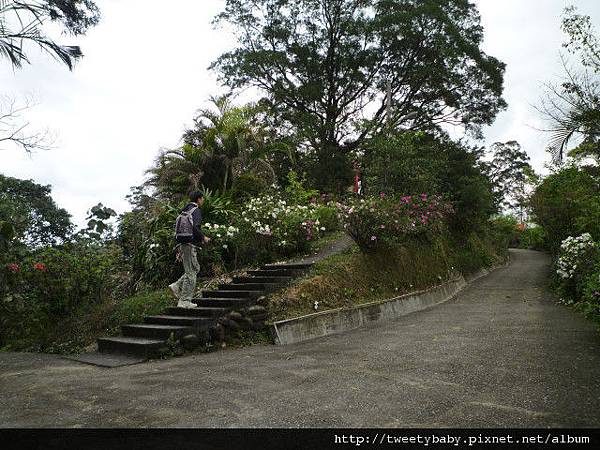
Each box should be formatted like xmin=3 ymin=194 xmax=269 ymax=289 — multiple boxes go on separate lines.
xmin=380 ymin=192 xmax=386 ymax=199
xmin=34 ymin=262 xmax=48 ymax=272
xmin=370 ymin=235 xmax=377 ymax=241
xmin=7 ymin=263 xmax=19 ymax=273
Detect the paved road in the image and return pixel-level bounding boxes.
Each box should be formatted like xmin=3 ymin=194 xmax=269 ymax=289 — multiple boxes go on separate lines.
xmin=1 ymin=249 xmax=600 ymax=427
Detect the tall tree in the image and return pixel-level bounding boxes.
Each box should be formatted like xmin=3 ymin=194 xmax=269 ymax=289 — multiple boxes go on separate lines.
xmin=211 ymin=0 xmax=506 ymax=191
xmin=0 ymin=174 xmax=73 ymax=248
xmin=0 ymin=0 xmax=100 ymax=69
xmin=488 ymin=141 xmax=536 ymax=222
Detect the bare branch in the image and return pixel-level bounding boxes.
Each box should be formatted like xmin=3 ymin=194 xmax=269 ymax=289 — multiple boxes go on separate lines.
xmin=0 ymin=93 xmax=55 ymax=153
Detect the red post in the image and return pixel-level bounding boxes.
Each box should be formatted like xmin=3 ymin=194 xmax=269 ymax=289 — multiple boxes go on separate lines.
xmin=353 ymin=161 xmax=361 ymax=194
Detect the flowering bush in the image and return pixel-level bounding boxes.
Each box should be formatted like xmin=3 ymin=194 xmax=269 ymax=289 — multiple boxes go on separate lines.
xmin=556 ymin=234 xmax=598 ymax=279
xmin=0 ymin=239 xmax=124 ymax=351
xmin=337 ymin=194 xmax=453 ymax=252
xmin=556 ymin=233 xmax=599 ymax=300
xmin=234 ymin=194 xmax=329 ymax=254
xmin=34 ymin=262 xmax=48 ymax=272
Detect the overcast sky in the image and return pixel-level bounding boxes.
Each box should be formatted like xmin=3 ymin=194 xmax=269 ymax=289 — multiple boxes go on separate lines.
xmin=1 ymin=0 xmax=599 ymax=227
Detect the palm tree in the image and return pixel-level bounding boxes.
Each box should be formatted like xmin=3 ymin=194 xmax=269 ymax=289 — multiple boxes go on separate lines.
xmin=540 ymin=7 xmax=600 ymax=164
xmin=0 ymin=0 xmax=99 ymax=70
xmin=540 ymin=70 xmax=600 ymax=164
xmin=147 ymin=96 xmax=280 ymax=201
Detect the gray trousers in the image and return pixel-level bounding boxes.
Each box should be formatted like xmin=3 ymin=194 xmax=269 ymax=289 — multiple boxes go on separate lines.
xmin=173 ymin=244 xmax=200 ymax=301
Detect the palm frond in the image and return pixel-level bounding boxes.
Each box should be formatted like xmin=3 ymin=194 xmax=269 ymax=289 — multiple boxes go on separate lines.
xmin=0 ymin=0 xmax=82 ymax=69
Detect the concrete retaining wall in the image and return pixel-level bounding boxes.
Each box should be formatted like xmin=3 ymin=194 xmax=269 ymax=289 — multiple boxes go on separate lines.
xmin=271 ymin=262 xmax=506 ymax=345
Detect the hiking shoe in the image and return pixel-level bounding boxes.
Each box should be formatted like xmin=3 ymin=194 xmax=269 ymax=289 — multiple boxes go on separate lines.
xmin=177 ymin=300 xmax=197 ymax=309
xmin=169 ymin=282 xmax=181 ymax=299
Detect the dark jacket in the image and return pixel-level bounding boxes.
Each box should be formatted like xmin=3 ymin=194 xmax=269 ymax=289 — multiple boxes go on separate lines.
xmin=181 ymin=202 xmax=205 ymax=245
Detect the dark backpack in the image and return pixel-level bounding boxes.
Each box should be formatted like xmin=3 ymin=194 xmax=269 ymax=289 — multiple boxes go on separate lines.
xmin=174 ymin=206 xmax=198 ymax=244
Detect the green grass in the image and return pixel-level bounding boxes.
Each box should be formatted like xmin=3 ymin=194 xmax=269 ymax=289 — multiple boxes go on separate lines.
xmin=107 ymin=289 xmax=175 ymax=334
xmin=267 ymin=232 xmax=506 ymax=322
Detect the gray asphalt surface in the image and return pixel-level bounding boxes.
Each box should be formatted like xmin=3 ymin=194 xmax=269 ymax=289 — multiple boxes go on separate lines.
xmin=1 ymin=249 xmax=599 ymax=427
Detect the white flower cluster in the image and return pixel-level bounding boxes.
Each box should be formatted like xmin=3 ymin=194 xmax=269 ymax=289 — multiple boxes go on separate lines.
xmin=204 ymin=223 xmax=240 ymax=239
xmin=240 ymin=194 xmax=322 ymax=237
xmin=255 ymin=224 xmax=273 ymax=236
xmin=556 ymin=233 xmax=597 ymax=279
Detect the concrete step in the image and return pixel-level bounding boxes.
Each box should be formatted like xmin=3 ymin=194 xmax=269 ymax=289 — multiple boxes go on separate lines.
xmin=97 ymin=336 xmax=164 ymax=358
xmin=122 ymin=324 xmax=193 ymax=340
xmin=233 ymin=276 xmax=292 ymax=284
xmin=193 ymin=298 xmax=253 ymax=308
xmin=166 ymin=306 xmax=229 ymax=317
xmin=247 ymin=269 xmax=296 ymax=277
xmin=202 ymin=290 xmax=258 ymax=299
xmin=144 ymin=315 xmax=214 ymax=329
xmin=262 ymin=262 xmax=313 ymax=270
xmin=66 ymin=352 xmax=145 ymax=368
xmin=218 ymin=283 xmax=267 ymax=291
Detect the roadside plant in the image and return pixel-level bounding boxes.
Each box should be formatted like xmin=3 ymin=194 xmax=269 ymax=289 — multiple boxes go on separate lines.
xmin=338 ymin=194 xmax=453 ymax=252
xmin=555 ymin=233 xmax=599 ymax=299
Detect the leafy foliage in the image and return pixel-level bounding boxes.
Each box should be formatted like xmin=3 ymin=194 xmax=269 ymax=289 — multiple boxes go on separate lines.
xmin=0 ymin=174 xmax=73 ymax=248
xmin=553 ymin=233 xmax=600 ymax=322
xmin=488 ymin=140 xmax=536 ymax=220
xmin=518 ymin=226 xmax=546 ymax=250
xmin=83 ymin=203 xmax=117 ymax=241
xmin=338 ymin=194 xmax=453 ymax=252
xmin=530 ymin=166 xmax=600 ymax=253
xmin=362 ymin=131 xmax=446 ymax=196
xmin=147 ymin=96 xmax=277 ymax=201
xmin=0 ymin=0 xmax=100 ymax=69
xmin=212 ymin=0 xmax=506 ymax=192
xmin=539 ymin=6 xmax=600 ymax=164
xmin=361 ymin=131 xmax=495 ymax=234
xmin=0 ymin=238 xmax=123 ymax=351
xmin=231 ymin=173 xmax=268 ymax=203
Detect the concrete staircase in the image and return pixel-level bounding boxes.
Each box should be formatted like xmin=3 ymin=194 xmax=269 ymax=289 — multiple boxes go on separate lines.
xmin=70 ymin=262 xmax=312 ymax=367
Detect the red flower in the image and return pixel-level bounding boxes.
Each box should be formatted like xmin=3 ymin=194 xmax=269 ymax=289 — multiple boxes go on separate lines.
xmin=7 ymin=263 xmax=19 ymax=273
xmin=34 ymin=262 xmax=48 ymax=272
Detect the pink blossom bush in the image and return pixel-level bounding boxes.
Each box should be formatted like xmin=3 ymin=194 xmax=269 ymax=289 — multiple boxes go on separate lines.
xmin=337 ymin=194 xmax=453 ymax=252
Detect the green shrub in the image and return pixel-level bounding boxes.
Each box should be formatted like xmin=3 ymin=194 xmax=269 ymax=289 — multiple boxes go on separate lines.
xmin=109 ymin=289 xmax=174 ymax=331
xmin=0 ymin=239 xmax=124 ymax=351
xmin=519 ymin=226 xmax=546 ymax=250
xmin=449 ymin=232 xmax=498 ymax=274
xmin=579 ymin=267 xmax=600 ymax=325
xmin=361 ymin=132 xmax=495 ymax=234
xmin=337 ymin=194 xmax=453 ymax=253
xmin=489 ymin=215 xmax=519 ymax=249
xmin=231 ymin=173 xmax=268 ymax=203
xmin=314 ymin=205 xmax=339 ymax=232
xmin=530 ymin=166 xmax=600 ymax=253
xmin=199 ymin=188 xmax=235 ymax=223
xmin=284 ymin=170 xmax=319 ymax=204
